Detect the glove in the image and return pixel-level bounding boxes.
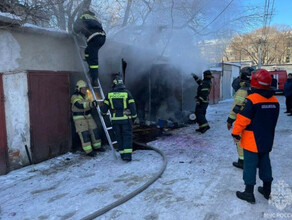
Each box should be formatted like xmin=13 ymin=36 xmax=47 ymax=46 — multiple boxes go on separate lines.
xmin=191 ymin=73 xmax=199 ymax=80
xmin=227 ymin=123 xmax=232 ymax=130
xmin=90 ymin=100 xmax=98 ymax=108
xmin=231 ymin=134 xmax=241 ymax=142
xmin=133 ymin=117 xmax=139 ymax=124
xmin=123 ymin=109 xmax=131 ymax=116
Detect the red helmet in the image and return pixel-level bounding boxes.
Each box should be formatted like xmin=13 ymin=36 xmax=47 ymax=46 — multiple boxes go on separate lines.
xmin=250 ymin=69 xmax=272 ymax=90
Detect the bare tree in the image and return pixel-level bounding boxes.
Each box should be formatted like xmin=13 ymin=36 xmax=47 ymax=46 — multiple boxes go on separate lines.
xmin=226 ymin=26 xmax=292 ymax=65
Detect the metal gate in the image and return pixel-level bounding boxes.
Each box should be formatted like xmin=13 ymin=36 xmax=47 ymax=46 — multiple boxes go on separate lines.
xmin=28 ymin=71 xmax=71 ymax=163
xmin=0 ymin=74 xmax=9 ymax=175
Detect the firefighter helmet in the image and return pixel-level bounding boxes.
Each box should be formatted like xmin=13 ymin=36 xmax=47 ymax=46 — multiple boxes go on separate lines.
xmin=76 ymin=80 xmax=87 ymax=91
xmin=250 ymin=69 xmax=272 ymax=90
xmin=240 ymin=67 xmax=253 ymax=81
xmin=113 ymin=75 xmax=124 ymax=86
xmin=203 ymin=70 xmax=214 ymax=79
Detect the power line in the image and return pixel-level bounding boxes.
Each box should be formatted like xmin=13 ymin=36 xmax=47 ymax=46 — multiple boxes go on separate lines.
xmin=199 ymin=0 xmax=235 ymax=33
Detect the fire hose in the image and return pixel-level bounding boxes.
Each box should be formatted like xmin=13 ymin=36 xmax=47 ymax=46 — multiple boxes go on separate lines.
xmin=80 ymin=141 xmax=167 ymax=220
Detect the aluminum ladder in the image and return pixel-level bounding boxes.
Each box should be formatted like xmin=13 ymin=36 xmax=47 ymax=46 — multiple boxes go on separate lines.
xmin=73 ymin=35 xmax=118 ymax=159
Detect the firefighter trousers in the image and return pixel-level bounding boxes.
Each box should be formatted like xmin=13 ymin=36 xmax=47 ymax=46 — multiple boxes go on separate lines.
xmin=113 ymin=121 xmax=133 ymax=159
xmin=195 ymin=102 xmax=209 ymax=128
xmin=85 ymin=35 xmax=106 ymax=82
xmin=236 ymin=142 xmax=244 ymax=160
xmin=73 ymin=116 xmax=101 ymax=154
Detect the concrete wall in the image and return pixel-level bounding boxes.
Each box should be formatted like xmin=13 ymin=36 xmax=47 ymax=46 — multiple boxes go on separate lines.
xmin=3 ymin=72 xmax=30 ymax=169
xmin=0 ymin=27 xmax=83 ymax=73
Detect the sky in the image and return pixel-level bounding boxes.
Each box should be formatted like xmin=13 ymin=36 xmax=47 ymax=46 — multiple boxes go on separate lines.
xmin=244 ymin=0 xmax=292 ymax=28
xmin=270 ymin=0 xmax=292 ymax=27
xmin=1 ymin=96 xmax=292 ymax=220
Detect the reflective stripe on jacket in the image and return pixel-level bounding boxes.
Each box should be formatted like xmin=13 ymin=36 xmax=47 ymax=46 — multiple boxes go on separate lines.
xmin=73 ymin=13 xmax=105 ymax=38
xmin=232 ymin=91 xmax=279 ymax=153
xmin=71 ymin=92 xmax=92 ymax=117
xmin=101 ymin=86 xmax=137 ymax=123
xmin=228 ymin=82 xmax=249 ymax=121
xmin=194 ymin=78 xmax=212 ymax=104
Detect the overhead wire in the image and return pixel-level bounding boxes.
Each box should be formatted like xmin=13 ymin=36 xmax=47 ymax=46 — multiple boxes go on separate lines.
xmin=199 ymin=0 xmax=235 ymax=33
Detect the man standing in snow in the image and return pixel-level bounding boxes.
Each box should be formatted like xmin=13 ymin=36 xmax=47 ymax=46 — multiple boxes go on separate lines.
xmin=227 ymin=67 xmax=253 ymax=169
xmin=284 ymin=73 xmax=292 ymax=115
xmin=73 ymin=8 xmax=106 ymax=87
xmin=191 ymin=70 xmax=213 ymax=133
xmin=232 ymin=69 xmax=279 ymax=204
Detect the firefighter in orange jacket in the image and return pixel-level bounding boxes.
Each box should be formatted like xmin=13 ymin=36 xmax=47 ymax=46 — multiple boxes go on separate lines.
xmin=71 ymin=80 xmax=105 ymax=157
xmin=232 ymin=69 xmax=279 ymax=204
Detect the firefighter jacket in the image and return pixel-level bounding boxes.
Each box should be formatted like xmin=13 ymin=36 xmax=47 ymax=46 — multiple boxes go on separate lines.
xmin=71 ymin=91 xmax=93 ymax=119
xmin=232 ymin=89 xmax=279 ymax=153
xmin=194 ymin=77 xmax=212 ymax=105
xmin=227 ymin=81 xmax=250 ymax=125
xmin=73 ymin=12 xmax=106 ymax=41
xmin=101 ymin=84 xmax=137 ymax=124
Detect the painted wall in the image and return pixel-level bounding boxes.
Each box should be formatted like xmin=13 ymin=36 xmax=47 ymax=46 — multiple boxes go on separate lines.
xmin=3 ymin=72 xmax=30 ymax=169
xmin=0 ymin=28 xmax=82 ymax=73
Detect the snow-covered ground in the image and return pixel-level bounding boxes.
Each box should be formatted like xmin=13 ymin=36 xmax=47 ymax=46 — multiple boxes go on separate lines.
xmin=1 ymin=95 xmax=292 ymax=220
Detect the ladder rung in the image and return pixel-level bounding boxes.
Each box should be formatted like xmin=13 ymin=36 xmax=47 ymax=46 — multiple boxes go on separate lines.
xmin=96 ymin=99 xmax=103 ymax=102
xmin=112 ymin=141 xmax=117 ymax=145
xmin=106 ymin=127 xmax=112 ymax=130
xmin=93 ymin=86 xmax=100 ymax=89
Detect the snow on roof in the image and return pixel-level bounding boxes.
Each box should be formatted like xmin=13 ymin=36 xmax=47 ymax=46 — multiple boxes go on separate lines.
xmin=0 ymin=12 xmax=70 ymax=38
xmin=22 ymin=23 xmax=68 ymax=35
xmin=0 ymin=11 xmax=22 ymax=21
xmin=0 ymin=11 xmax=22 ymax=25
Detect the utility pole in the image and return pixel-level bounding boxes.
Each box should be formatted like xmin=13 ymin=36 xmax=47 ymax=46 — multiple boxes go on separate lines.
xmin=258 ymin=39 xmax=262 ymax=69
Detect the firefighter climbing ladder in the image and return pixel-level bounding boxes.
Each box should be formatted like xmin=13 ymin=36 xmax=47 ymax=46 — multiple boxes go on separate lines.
xmin=73 ymin=35 xmax=118 ymax=159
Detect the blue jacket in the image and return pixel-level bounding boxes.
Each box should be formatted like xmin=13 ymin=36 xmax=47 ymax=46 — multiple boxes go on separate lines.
xmin=284 ymin=78 xmax=292 ymax=97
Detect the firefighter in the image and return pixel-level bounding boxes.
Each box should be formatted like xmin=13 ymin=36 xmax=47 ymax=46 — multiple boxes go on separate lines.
xmin=73 ymin=8 xmax=106 ymax=86
xmin=232 ymin=69 xmax=279 ymax=204
xmin=71 ymin=80 xmax=105 ymax=157
xmin=191 ymin=70 xmax=213 ymax=133
xmin=227 ymin=67 xmax=253 ymax=169
xmin=232 ymin=75 xmax=241 ymax=92
xmin=100 ymin=75 xmax=137 ymax=161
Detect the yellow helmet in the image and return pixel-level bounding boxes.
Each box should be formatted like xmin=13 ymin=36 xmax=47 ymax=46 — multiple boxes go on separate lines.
xmin=76 ymin=80 xmax=87 ymax=91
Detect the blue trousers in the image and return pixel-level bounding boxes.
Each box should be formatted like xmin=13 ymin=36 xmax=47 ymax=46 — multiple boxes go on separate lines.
xmin=243 ymin=149 xmax=273 ymax=185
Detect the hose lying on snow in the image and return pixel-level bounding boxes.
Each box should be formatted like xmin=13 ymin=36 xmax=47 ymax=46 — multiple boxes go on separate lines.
xmin=80 ymin=141 xmax=167 ymax=220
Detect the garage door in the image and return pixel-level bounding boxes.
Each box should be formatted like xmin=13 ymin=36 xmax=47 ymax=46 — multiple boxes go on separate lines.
xmin=28 ymin=71 xmax=71 ymax=163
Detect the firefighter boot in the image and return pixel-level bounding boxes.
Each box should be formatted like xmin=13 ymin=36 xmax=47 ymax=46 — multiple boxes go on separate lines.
xmin=233 ymin=159 xmax=243 ymax=169
xmin=258 ymin=181 xmax=272 ymax=200
xmin=86 ymin=151 xmax=97 ymax=157
xmin=94 ymin=147 xmax=106 ymax=152
xmin=122 ymin=154 xmax=132 ymax=162
xmin=196 ymin=125 xmax=210 ymax=133
xmin=236 ymin=185 xmax=255 ymax=204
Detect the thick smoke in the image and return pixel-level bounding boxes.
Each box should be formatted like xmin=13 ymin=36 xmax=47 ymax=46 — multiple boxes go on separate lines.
xmin=98 ymin=0 xmax=241 ymax=122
